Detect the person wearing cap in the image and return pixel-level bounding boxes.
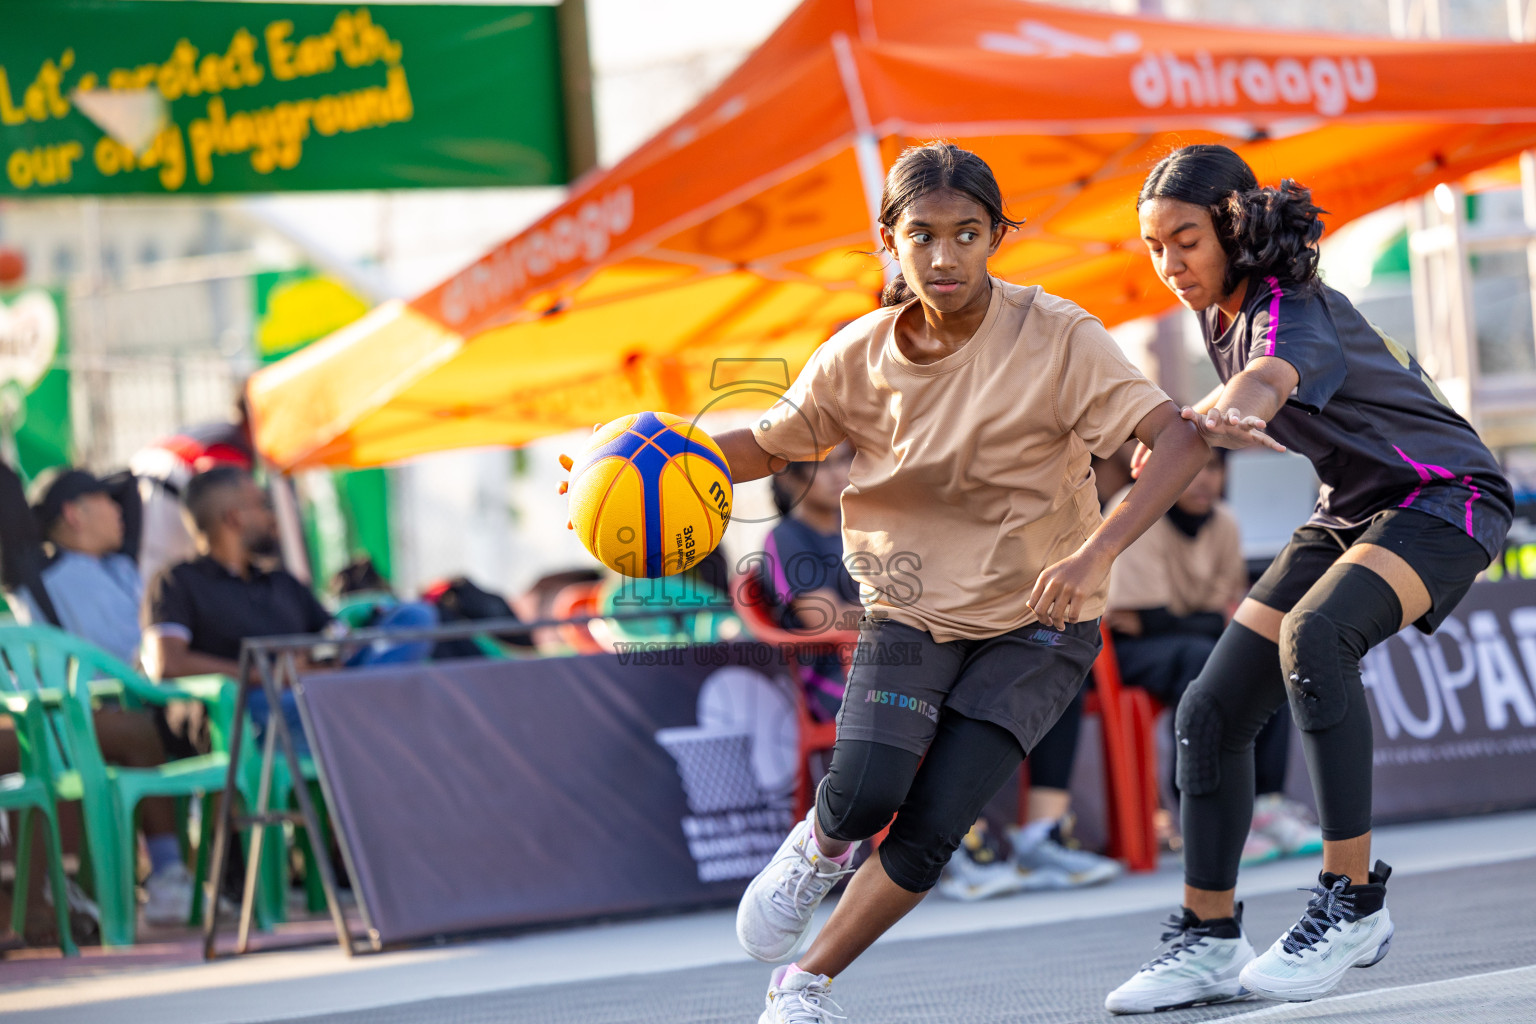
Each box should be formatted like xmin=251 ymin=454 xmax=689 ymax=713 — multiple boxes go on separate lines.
xmin=4 ymin=466 xmax=201 ymax=928
xmin=20 ymin=469 xmax=144 ymax=664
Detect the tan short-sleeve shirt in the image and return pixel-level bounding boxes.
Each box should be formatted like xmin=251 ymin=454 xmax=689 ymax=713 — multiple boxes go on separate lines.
xmin=1106 ymin=490 xmax=1249 ymax=617
xmin=752 ymin=278 xmax=1170 ymax=642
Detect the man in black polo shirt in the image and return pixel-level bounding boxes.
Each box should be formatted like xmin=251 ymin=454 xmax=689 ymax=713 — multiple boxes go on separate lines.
xmin=142 ymin=465 xmax=332 ymax=754
xmin=142 ymin=466 xmax=437 ymax=754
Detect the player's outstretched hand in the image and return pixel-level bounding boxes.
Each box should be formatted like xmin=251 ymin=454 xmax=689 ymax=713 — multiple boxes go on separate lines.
xmin=1181 ymin=405 xmax=1286 ymax=453
xmin=1027 ymin=546 xmax=1113 ymax=631
xmin=555 ymin=423 xmax=606 ymax=529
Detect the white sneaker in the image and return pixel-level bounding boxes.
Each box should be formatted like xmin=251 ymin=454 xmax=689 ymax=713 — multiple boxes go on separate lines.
xmin=142 ymin=863 xmax=195 ymax=926
xmin=760 ymin=965 xmax=844 ymax=1023
xmin=1252 ymin=794 xmax=1324 ymax=857
xmin=736 ymin=807 xmax=858 ymax=963
xmin=1010 ymin=826 xmax=1122 ymax=890
xmin=1105 ymin=906 xmax=1256 ymax=1014
xmin=1240 ymin=863 xmax=1394 ymax=1002
xmin=937 ymin=846 xmax=1028 ymax=901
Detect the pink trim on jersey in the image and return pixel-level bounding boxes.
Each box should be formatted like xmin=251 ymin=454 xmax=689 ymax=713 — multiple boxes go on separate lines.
xmin=1263 ymin=276 xmax=1284 ymax=355
xmin=1393 ymin=445 xmax=1455 ymax=508
xmin=764 ymin=531 xmax=793 ymax=607
xmin=1462 ymin=475 xmax=1480 ymax=538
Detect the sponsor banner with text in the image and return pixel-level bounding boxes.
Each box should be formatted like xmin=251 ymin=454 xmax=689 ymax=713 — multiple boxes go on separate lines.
xmin=1 ymin=2 xmax=567 ymax=194
xmin=1363 ymin=577 xmax=1536 ymax=821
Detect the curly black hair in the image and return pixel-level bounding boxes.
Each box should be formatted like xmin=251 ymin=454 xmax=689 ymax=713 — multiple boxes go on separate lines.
xmin=1138 ymin=144 xmax=1327 ymax=298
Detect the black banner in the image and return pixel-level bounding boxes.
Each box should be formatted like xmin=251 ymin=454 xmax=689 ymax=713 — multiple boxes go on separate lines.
xmin=299 ymin=644 xmax=799 ymax=945
xmin=1361 ymin=577 xmax=1536 ymax=821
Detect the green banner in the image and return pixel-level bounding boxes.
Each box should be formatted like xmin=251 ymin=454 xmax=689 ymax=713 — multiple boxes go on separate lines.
xmin=0 ymin=287 xmax=70 ymax=480
xmin=250 ymin=267 xmax=393 ymax=584
xmin=1 ymin=2 xmax=568 ymax=194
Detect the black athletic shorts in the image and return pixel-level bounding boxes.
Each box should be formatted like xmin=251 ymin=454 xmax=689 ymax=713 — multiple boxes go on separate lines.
xmin=1248 ymin=508 xmax=1496 ymax=634
xmin=834 ymin=615 xmax=1102 ymax=757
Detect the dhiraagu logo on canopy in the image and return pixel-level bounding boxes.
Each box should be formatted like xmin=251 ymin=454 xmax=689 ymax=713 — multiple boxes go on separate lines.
xmin=1130 ymin=52 xmax=1377 ymax=116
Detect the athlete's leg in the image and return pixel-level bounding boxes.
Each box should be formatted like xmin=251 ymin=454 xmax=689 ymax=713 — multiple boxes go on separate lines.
xmin=813 ymin=739 xmax=922 ymax=856
xmin=737 ymin=618 xmax=959 ymax=965
xmin=797 ymin=712 xmax=1023 ymax=978
xmin=1240 ymin=522 xmax=1483 ymax=1002
xmin=1177 ymin=600 xmax=1290 ymax=921
xmin=1280 ymin=544 xmax=1428 ymax=884
xmin=1251 ymin=711 xmax=1290 ymax=799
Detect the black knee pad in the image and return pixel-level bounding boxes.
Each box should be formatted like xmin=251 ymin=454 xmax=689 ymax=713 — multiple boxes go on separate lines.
xmin=1281 ymin=564 xmax=1402 ymax=733
xmin=815 ymin=744 xmax=916 ymax=843
xmin=1279 ymin=609 xmax=1353 ymax=731
xmin=1174 ymin=685 xmax=1226 ymax=796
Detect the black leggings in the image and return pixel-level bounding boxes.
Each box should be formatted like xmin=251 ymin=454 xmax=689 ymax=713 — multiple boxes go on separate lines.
xmin=1026 ymin=685 xmax=1083 ymax=791
xmin=1178 ymin=564 xmax=1400 ymax=891
xmin=817 ymin=710 xmax=1024 ymax=893
xmin=1113 ymin=632 xmax=1292 ymax=798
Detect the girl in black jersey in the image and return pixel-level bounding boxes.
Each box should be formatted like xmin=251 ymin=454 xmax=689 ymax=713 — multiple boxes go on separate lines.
xmin=1106 ymin=144 xmax=1512 ymax=1014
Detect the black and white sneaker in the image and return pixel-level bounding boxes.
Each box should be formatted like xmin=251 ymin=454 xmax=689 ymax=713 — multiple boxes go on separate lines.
xmin=1105 ymin=905 xmax=1256 ymax=1014
xmin=1240 ymin=860 xmax=1394 ymax=1002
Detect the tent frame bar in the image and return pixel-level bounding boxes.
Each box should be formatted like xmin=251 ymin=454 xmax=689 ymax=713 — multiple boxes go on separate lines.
xmin=831 ymin=32 xmax=895 ymax=285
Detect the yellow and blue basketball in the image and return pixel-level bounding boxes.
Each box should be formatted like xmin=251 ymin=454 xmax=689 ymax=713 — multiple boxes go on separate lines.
xmin=567 ymin=411 xmax=733 ymax=578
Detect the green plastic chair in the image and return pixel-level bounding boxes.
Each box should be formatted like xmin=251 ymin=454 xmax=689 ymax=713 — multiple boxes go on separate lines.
xmin=0 ymin=691 xmax=77 ymax=955
xmin=0 ymin=625 xmax=231 ymax=948
xmin=598 ymin=574 xmax=740 ymax=645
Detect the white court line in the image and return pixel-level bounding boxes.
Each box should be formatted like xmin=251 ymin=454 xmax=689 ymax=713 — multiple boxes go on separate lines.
xmin=1220 ymin=964 xmax=1536 ymax=1020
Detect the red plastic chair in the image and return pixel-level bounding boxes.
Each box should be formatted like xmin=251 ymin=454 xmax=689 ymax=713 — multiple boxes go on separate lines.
xmin=550 ymin=581 xmax=608 ymax=655
xmin=728 ymin=573 xmax=858 ymax=819
xmin=1083 ymin=623 xmax=1162 ymax=872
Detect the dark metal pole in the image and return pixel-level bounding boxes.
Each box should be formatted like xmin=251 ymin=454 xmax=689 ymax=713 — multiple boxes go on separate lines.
xmin=272 ymin=650 xmax=358 ymax=955
xmin=201 ymin=647 xmax=250 ymax=960
xmin=558 ymin=0 xmax=598 ymax=179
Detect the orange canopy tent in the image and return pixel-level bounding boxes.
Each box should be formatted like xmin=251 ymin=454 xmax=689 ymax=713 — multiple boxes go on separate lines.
xmin=250 ymin=0 xmax=1536 ymax=470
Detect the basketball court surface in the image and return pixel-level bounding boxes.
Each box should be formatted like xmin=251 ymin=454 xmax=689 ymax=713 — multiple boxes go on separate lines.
xmin=3 ymin=810 xmax=1532 ymax=1023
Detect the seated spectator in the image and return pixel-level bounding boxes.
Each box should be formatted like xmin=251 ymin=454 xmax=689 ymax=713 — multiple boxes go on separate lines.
xmin=0 ymin=466 xmax=198 ymax=929
xmin=517 ymin=568 xmax=603 ymax=654
xmin=141 ymin=466 xmax=436 ymax=756
xmin=14 ymin=469 xmax=142 ymax=663
xmin=1105 ymin=449 xmax=1321 ymax=862
xmin=419 ymin=574 xmax=535 ymax=660
xmin=1005 ymin=690 xmax=1125 ymax=889
xmin=761 ymin=445 xmax=861 ymax=721
xmin=598 ymin=548 xmax=738 ymax=646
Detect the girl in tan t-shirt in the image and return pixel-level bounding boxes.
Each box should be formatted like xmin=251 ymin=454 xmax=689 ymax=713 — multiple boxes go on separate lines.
xmin=709 ymin=143 xmax=1211 ymax=1023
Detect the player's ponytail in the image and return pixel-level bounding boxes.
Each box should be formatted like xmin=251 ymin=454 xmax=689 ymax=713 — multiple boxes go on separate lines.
xmin=1138 ymin=144 xmax=1327 ymax=296
xmin=876 ymin=142 xmax=1021 ymax=306
xmin=1224 ymin=180 xmax=1325 ymax=290
xmin=879 ymin=276 xmax=914 ymax=307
